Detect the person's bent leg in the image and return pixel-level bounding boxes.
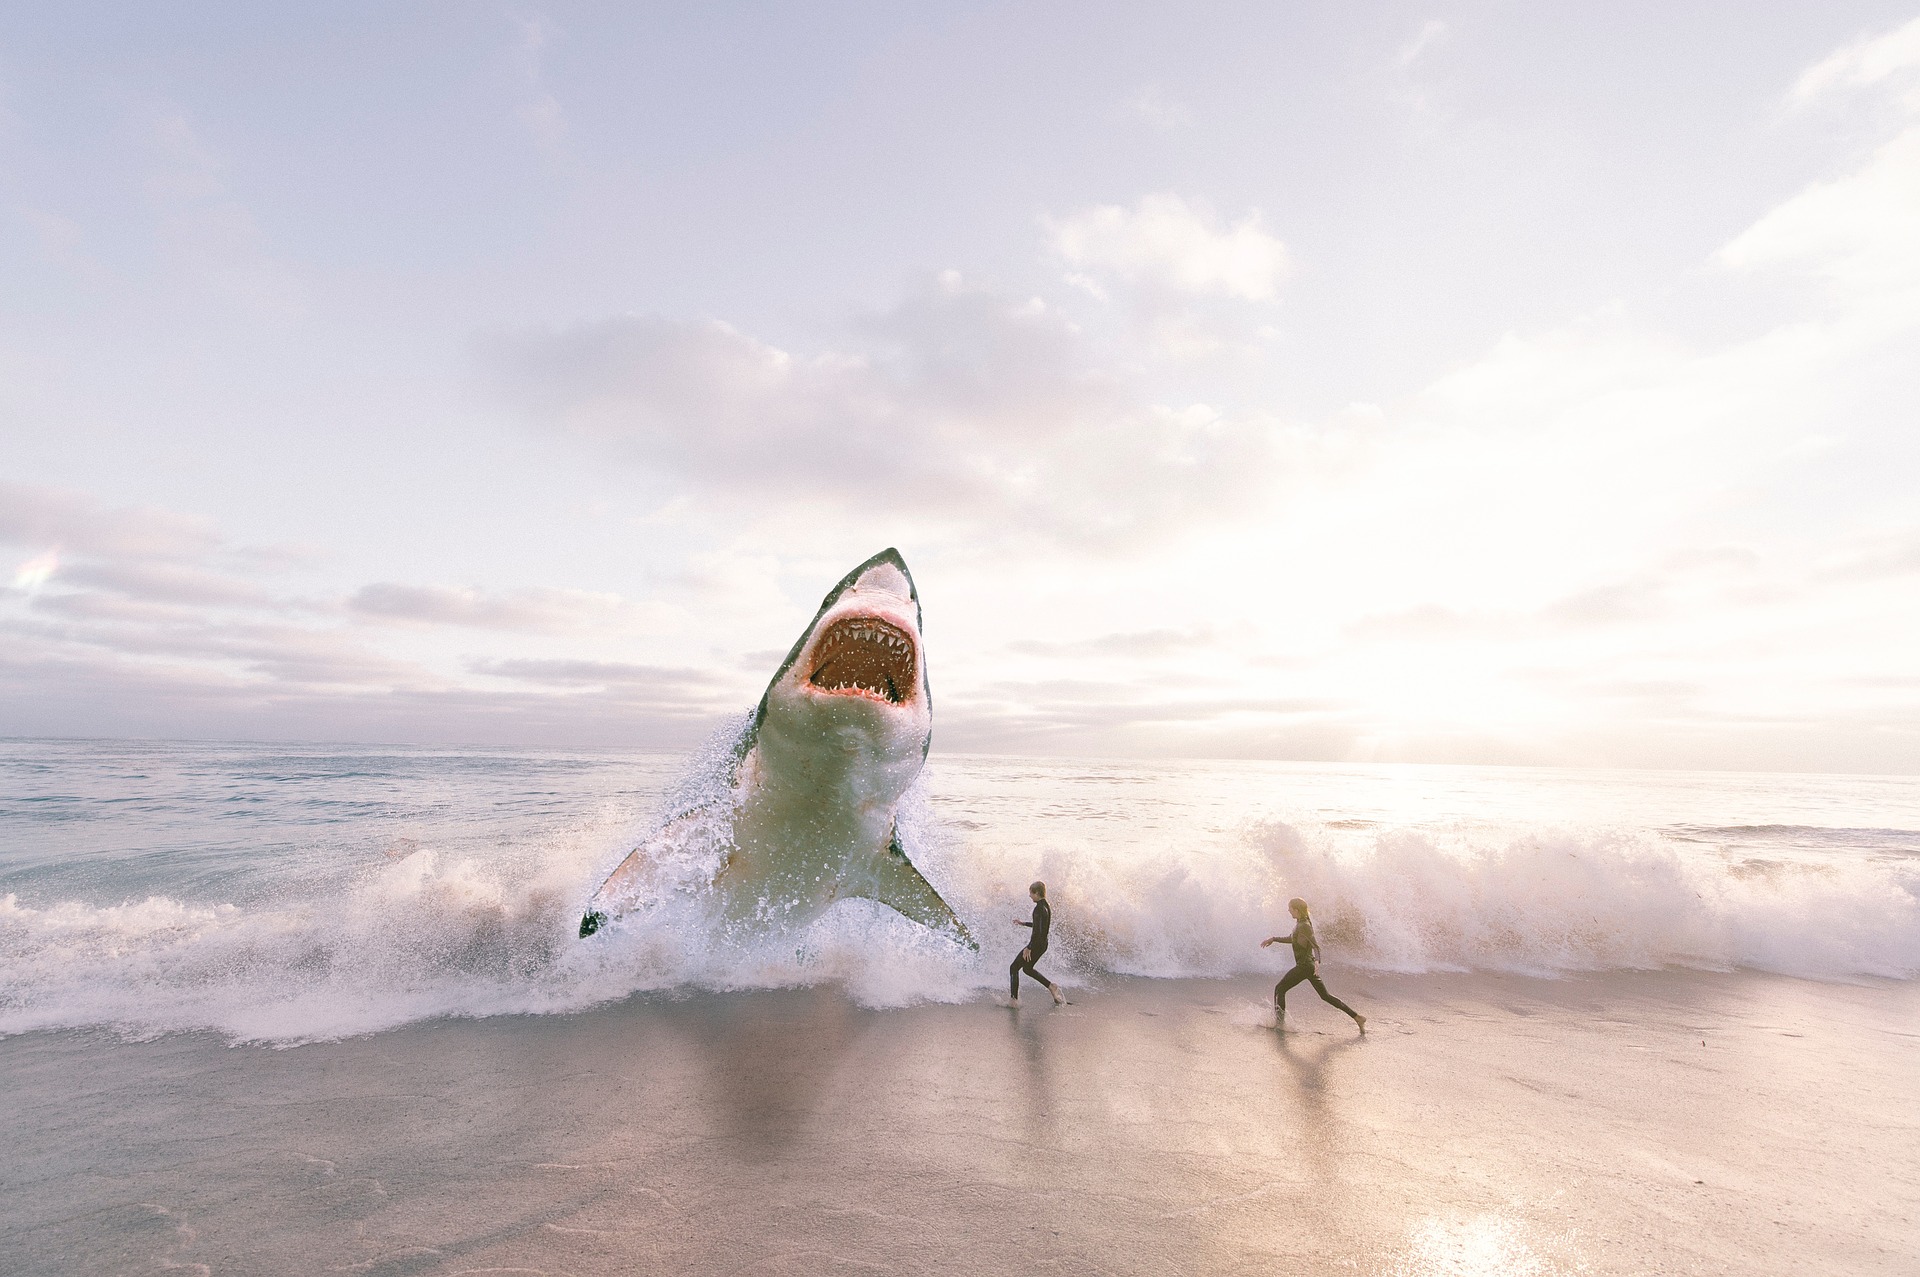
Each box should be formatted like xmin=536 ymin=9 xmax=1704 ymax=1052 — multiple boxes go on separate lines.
xmin=1307 ymin=973 xmax=1360 ymax=1021
xmin=1028 ymin=957 xmax=1065 ymax=1004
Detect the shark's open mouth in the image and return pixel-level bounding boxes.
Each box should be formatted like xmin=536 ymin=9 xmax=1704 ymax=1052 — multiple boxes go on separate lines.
xmin=808 ymin=616 xmax=916 ymax=703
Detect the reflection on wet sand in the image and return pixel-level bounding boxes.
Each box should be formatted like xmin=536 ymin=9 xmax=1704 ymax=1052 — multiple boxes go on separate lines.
xmin=1272 ymin=1028 xmax=1366 ymax=1167
xmin=1388 ymin=1212 xmax=1552 ymax=1277
xmin=671 ymin=986 xmax=866 ymax=1151
xmin=1006 ymin=1002 xmax=1062 ymax=1138
xmin=1266 ymin=1034 xmax=1562 ymax=1277
xmin=2 ymin=971 xmax=1912 ymax=1275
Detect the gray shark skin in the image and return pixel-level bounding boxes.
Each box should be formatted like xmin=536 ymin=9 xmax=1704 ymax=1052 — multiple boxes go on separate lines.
xmin=579 ymin=549 xmax=973 ymax=948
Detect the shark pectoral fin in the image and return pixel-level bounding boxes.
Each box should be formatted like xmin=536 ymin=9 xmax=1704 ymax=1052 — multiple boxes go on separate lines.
xmin=583 ymin=847 xmax=649 ymax=922
xmin=579 ymin=846 xmax=646 ymax=938
xmin=854 ymin=833 xmax=977 ymax=951
xmin=580 ymin=807 xmax=724 ymax=939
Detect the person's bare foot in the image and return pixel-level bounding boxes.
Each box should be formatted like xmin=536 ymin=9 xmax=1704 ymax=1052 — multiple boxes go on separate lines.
xmin=1355 ymin=1014 xmax=1367 ymax=1034
xmin=1050 ymin=985 xmax=1067 ymax=1006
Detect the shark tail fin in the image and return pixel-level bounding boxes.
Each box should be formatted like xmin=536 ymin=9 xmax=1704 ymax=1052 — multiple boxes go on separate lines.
xmin=853 ymin=829 xmax=977 ymax=951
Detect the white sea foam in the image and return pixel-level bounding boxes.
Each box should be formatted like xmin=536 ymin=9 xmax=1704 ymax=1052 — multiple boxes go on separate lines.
xmin=0 ymin=739 xmax=1915 ymax=1044
xmin=1019 ymin=819 xmax=1920 ymax=982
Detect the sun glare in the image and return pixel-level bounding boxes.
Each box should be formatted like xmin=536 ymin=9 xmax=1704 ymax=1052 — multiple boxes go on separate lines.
xmin=11 ymin=549 xmax=58 ymax=593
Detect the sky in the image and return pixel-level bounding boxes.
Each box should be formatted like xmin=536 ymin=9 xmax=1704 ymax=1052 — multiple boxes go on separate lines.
xmin=3 ymin=2 xmax=1919 ymax=772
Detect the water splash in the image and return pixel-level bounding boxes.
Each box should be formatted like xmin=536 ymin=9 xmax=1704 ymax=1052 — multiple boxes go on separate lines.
xmin=1 ymin=739 xmax=1915 ymax=1044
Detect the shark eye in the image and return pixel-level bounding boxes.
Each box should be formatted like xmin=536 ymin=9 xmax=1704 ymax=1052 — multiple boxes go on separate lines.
xmin=853 ymin=563 xmax=911 ymax=600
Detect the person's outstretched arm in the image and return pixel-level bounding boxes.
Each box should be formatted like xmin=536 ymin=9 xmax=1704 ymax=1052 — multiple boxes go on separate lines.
xmin=1260 ymin=925 xmax=1298 ymax=948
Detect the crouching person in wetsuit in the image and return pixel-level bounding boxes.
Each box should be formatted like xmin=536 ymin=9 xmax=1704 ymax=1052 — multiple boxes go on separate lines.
xmin=1262 ymin=897 xmax=1365 ymax=1033
xmin=1010 ymin=880 xmax=1066 ymax=1005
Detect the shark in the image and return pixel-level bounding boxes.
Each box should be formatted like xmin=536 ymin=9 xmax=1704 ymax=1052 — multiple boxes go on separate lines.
xmin=578 ymin=548 xmax=973 ymax=948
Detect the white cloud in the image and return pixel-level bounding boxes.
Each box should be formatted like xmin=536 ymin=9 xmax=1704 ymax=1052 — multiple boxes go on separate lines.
xmin=1397 ymin=20 xmax=1448 ymax=69
xmin=1791 ymin=15 xmax=1920 ymax=107
xmin=1127 ymin=85 xmax=1193 ymax=133
xmin=1717 ymin=126 xmax=1920 ymax=301
xmin=0 ymin=479 xmax=741 ymax=742
xmin=140 ymin=108 xmax=303 ymax=320
xmin=510 ymin=12 xmax=568 ymax=152
xmin=349 ymin=582 xmax=662 ymax=633
xmin=0 ymin=479 xmax=220 ymax=559
xmin=482 ymin=278 xmax=1289 ymax=547
xmin=470 ymin=657 xmax=715 ymax=690
xmin=63 ymin=560 xmax=282 ymax=610
xmin=18 ymin=208 xmax=111 ymax=285
xmin=1045 ymin=194 xmax=1290 ymax=302
xmin=1723 ymin=20 xmax=1920 ymax=328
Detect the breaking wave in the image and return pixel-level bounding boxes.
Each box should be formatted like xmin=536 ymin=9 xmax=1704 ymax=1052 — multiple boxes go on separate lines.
xmin=1041 ymin=820 xmax=1919 ymax=982
xmin=1 ymin=737 xmax=1916 ymax=1044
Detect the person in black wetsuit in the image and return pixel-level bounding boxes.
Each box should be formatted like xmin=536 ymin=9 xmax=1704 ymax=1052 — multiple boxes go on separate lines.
xmin=1010 ymin=881 xmax=1065 ymax=1005
xmin=1262 ymin=897 xmax=1365 ymax=1033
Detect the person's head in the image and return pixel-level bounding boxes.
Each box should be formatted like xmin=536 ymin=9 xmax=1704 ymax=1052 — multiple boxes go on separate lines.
xmin=1287 ymin=896 xmax=1310 ymax=921
xmin=1029 ymin=881 xmax=1046 ymax=901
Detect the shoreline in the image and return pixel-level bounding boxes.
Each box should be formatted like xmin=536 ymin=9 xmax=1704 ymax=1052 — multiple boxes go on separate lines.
xmin=3 ymin=968 xmax=1914 ymax=1275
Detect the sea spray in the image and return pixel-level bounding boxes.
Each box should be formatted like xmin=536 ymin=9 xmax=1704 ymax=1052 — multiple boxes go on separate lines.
xmin=2 ymin=738 xmax=1916 ymax=1044
xmin=1247 ymin=820 xmax=1920 ymax=979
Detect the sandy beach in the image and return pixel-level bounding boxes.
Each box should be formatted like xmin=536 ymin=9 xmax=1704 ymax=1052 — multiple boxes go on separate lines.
xmin=4 ymin=969 xmax=1914 ymax=1276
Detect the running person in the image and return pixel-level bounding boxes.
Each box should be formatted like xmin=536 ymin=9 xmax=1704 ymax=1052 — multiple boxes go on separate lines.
xmin=1261 ymin=897 xmax=1364 ymax=1032
xmin=1010 ymin=881 xmax=1066 ymax=1005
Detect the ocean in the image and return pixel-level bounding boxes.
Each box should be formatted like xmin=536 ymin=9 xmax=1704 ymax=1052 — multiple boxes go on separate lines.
xmin=4 ymin=735 xmax=1915 ymax=1044
xmin=4 ymin=736 xmax=1918 ymax=1274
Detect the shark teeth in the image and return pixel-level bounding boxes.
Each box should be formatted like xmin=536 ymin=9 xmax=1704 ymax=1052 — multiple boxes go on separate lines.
xmin=808 ymin=615 xmax=917 ymax=704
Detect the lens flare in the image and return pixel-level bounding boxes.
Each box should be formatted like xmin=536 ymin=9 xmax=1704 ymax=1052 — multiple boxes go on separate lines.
xmin=11 ymin=549 xmax=58 ymax=593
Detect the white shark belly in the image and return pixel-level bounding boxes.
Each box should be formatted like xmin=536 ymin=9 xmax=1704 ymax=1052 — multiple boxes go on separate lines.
xmin=719 ymin=793 xmax=894 ymax=924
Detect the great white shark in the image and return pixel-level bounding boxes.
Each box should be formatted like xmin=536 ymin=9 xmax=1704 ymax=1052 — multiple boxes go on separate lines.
xmin=578 ymin=548 xmax=973 ymax=947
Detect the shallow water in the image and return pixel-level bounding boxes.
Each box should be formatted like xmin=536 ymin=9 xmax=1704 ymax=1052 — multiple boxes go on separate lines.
xmin=2 ymin=736 xmax=1916 ymax=1043
xmin=4 ymin=971 xmax=1915 ymax=1276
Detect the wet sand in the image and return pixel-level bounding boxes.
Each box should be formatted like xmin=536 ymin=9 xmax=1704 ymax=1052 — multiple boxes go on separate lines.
xmin=3 ymin=970 xmax=1915 ymax=1276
